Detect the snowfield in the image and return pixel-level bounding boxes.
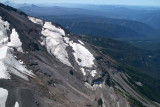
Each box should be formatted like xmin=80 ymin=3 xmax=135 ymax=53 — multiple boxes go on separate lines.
xmin=0 ymin=61 xmax=10 ymax=79
xmin=43 ymin=22 xmax=65 ymax=36
xmin=69 ymin=41 xmax=95 ymax=68
xmin=42 ymin=21 xmax=96 ymax=76
xmin=0 ymin=16 xmax=34 ymax=80
xmin=29 ymin=17 xmax=97 ymax=77
xmin=41 ymin=22 xmax=72 ymax=67
xmin=29 ymin=17 xmax=73 ymax=67
xmin=69 ymin=41 xmax=97 ymax=77
xmin=0 ymin=16 xmax=10 ymax=45
xmin=0 ymin=46 xmax=8 ymax=60
xmin=0 ymin=88 xmax=8 ymax=107
xmin=28 ymin=16 xmax=43 ymax=26
xmin=8 ymin=29 xmax=23 ymax=52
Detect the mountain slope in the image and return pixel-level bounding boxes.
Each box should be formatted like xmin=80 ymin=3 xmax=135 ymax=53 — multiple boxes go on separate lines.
xmin=80 ymin=35 xmax=160 ymax=79
xmin=80 ymin=35 xmax=160 ymax=102
xmin=0 ymin=3 xmax=159 ymax=107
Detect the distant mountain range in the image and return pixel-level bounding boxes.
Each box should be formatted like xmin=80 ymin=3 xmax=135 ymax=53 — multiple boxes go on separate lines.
xmin=17 ymin=4 xmax=160 ymax=29
xmin=3 ymin=2 xmax=160 ymax=29
xmin=39 ymin=15 xmax=159 ymax=40
xmin=3 ymin=1 xmax=32 ymax=8
xmin=14 ymin=4 xmax=160 ymax=41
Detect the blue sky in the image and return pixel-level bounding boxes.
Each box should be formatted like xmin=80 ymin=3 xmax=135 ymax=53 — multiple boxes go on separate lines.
xmin=2 ymin=0 xmax=160 ymax=6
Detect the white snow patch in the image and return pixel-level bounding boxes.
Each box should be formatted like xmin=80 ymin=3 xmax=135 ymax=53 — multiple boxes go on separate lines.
xmin=80 ymin=68 xmax=86 ymax=76
xmin=90 ymin=70 xmax=97 ymax=77
xmin=39 ymin=37 xmax=45 ymax=46
xmin=0 ymin=88 xmax=8 ymax=107
xmin=43 ymin=22 xmax=65 ymax=36
xmin=135 ymin=82 xmax=143 ymax=87
xmin=39 ymin=40 xmax=45 ymax=46
xmin=40 ymin=21 xmax=96 ymax=72
xmin=14 ymin=102 xmax=19 ymax=107
xmin=84 ymin=82 xmax=102 ymax=90
xmin=0 ymin=16 xmax=9 ymax=45
xmin=8 ymin=29 xmax=23 ymax=52
xmin=41 ymin=23 xmax=72 ymax=67
xmin=0 ymin=37 xmax=8 ymax=44
xmin=3 ymin=51 xmax=34 ymax=80
xmin=18 ymin=60 xmax=24 ymax=64
xmin=0 ymin=46 xmax=8 ymax=60
xmin=93 ymin=83 xmax=102 ymax=88
xmin=78 ymin=40 xmax=84 ymax=45
xmin=0 ymin=47 xmax=35 ymax=80
xmin=28 ymin=16 xmax=43 ymax=26
xmin=0 ymin=61 xmax=10 ymax=79
xmin=63 ymin=37 xmax=70 ymax=44
xmin=0 ymin=17 xmax=34 ymax=80
xmin=69 ymin=42 xmax=95 ymax=67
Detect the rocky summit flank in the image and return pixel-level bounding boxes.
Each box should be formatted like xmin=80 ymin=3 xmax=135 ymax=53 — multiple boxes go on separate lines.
xmin=0 ymin=3 xmax=159 ymax=107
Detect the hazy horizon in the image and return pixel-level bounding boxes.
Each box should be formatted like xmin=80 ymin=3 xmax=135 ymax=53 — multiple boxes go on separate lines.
xmin=2 ymin=0 xmax=160 ymax=6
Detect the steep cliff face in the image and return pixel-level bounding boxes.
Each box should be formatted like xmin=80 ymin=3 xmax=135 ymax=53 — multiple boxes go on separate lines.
xmin=0 ymin=3 xmax=158 ymax=107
